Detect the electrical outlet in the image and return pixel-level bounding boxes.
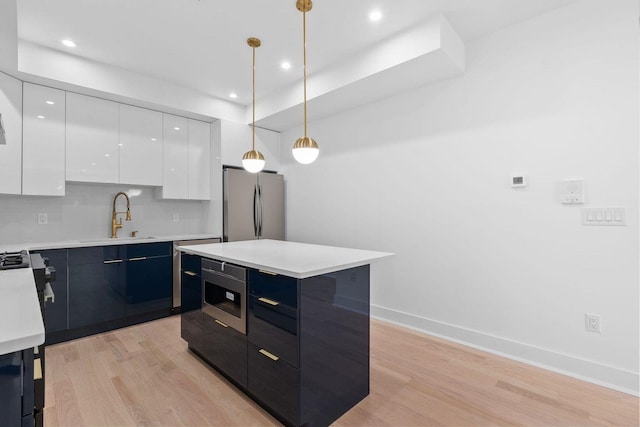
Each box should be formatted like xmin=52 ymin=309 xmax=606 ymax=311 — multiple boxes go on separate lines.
xmin=37 ymin=213 xmax=48 ymax=225
xmin=585 ymin=313 xmax=601 ymax=333
xmin=172 ymin=212 xmax=179 ymax=222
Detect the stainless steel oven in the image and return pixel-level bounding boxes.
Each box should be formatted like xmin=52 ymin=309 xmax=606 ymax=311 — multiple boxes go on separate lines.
xmin=201 ymin=259 xmax=246 ymax=334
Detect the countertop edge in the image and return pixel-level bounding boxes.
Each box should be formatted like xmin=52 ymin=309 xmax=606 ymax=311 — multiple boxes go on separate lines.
xmin=178 ymin=244 xmax=394 ymax=279
xmin=0 ymin=332 xmax=45 ymax=356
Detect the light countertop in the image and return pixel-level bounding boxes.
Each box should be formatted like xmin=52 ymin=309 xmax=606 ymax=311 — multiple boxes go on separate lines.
xmin=0 ymin=267 xmax=45 ymax=355
xmin=0 ymin=233 xmax=220 ymax=252
xmin=177 ymin=239 xmax=393 ymax=279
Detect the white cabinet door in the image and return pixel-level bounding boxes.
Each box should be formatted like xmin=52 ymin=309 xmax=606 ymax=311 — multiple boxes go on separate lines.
xmin=119 ymin=104 xmax=163 ymax=185
xmin=22 ymin=83 xmax=66 ymax=196
xmin=66 ymin=93 xmax=119 ymax=183
xmin=187 ymin=119 xmax=211 ymax=200
xmin=0 ymin=73 xmax=22 ymax=195
xmin=161 ymin=113 xmax=189 ymax=199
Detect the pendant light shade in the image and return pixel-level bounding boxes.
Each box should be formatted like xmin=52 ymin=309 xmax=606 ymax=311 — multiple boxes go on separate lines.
xmin=292 ymin=0 xmax=319 ymax=165
xmin=242 ymin=149 xmax=266 ymax=173
xmin=292 ymin=136 xmax=319 ymax=164
xmin=242 ymin=37 xmax=266 ymax=173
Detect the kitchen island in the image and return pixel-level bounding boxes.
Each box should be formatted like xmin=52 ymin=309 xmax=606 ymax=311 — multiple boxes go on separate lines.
xmin=177 ymin=239 xmax=392 ymax=427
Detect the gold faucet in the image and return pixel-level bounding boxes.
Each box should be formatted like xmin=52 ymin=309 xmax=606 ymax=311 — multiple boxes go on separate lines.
xmin=111 ymin=192 xmax=132 ymax=238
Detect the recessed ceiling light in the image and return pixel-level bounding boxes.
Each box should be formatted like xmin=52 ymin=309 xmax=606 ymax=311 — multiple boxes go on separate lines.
xmin=104 ymin=154 xmax=110 ymax=157
xmin=229 ymin=93 xmax=238 ymax=99
xmin=369 ymin=10 xmax=383 ymax=22
xmin=61 ymin=39 xmax=77 ymax=48
xmin=118 ymin=143 xmax=123 ymax=147
xmin=173 ymin=127 xmax=180 ymax=131
xmin=37 ymin=115 xmax=45 ymax=119
xmin=151 ymin=138 xmax=157 ymax=141
xmin=45 ymin=101 xmax=55 ymax=105
xmin=281 ymin=61 xmax=291 ymax=70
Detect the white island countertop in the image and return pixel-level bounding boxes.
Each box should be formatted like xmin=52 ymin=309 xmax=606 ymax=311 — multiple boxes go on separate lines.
xmin=0 ymin=268 xmax=45 ymax=355
xmin=177 ymin=239 xmax=393 ymax=279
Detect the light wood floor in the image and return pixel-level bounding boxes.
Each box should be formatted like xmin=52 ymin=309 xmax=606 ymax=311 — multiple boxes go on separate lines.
xmin=44 ymin=315 xmax=639 ymax=426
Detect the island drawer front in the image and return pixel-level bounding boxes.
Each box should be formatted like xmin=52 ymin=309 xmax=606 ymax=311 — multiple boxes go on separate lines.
xmin=180 ymin=270 xmax=203 ymax=352
xmin=126 ymin=242 xmax=172 ymax=259
xmin=202 ymin=316 xmax=248 ymax=388
xmin=181 ymin=253 xmax=201 ymax=275
xmin=248 ymin=295 xmax=298 ymax=367
xmin=248 ymin=343 xmax=299 ymax=426
xmin=248 ymin=270 xmax=298 ymax=309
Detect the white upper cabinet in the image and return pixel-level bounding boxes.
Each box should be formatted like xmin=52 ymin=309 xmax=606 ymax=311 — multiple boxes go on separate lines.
xmin=0 ymin=73 xmax=22 ymax=195
xmin=66 ymin=92 xmax=119 ymax=183
xmin=119 ymin=104 xmax=163 ymax=186
xmin=187 ymin=119 xmax=211 ymax=200
xmin=22 ymin=83 xmax=66 ymax=196
xmin=161 ymin=114 xmax=189 ymax=199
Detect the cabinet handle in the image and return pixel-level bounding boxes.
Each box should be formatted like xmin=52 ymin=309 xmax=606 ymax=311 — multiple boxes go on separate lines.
xmin=258 ymin=297 xmax=279 ymax=306
xmin=128 ymin=257 xmax=147 ymax=262
xmin=103 ymin=259 xmax=123 ymax=264
xmin=184 ymin=271 xmax=197 ymax=277
xmin=214 ymin=319 xmax=228 ymax=328
xmin=259 ymin=269 xmax=278 ymax=276
xmin=258 ymin=348 xmax=279 ymax=361
xmin=34 ymin=358 xmax=42 ymax=381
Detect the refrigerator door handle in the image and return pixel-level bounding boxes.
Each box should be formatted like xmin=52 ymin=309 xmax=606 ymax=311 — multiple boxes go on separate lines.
xmin=253 ymin=184 xmax=259 ymax=238
xmin=258 ymin=184 xmax=264 ymax=237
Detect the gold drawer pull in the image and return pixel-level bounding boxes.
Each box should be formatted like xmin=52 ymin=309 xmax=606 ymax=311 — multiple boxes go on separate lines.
xmin=184 ymin=271 xmax=197 ymax=277
xmin=214 ymin=319 xmax=228 ymax=328
xmin=258 ymin=297 xmax=279 ymax=306
xmin=259 ymin=269 xmax=278 ymax=276
xmin=258 ymin=349 xmax=279 ymax=361
xmin=103 ymin=259 xmax=123 ymax=264
xmin=34 ymin=359 xmax=42 ymax=380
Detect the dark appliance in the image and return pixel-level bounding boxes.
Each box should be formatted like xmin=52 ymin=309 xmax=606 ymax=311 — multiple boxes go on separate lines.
xmin=29 ymin=253 xmax=56 ymax=427
xmin=0 ymin=250 xmax=30 ymax=270
xmin=223 ymin=167 xmax=285 ymax=242
xmin=201 ymin=259 xmax=247 ymax=334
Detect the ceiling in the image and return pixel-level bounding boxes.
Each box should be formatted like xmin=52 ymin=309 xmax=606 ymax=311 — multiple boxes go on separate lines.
xmin=16 ymin=0 xmax=576 ymax=127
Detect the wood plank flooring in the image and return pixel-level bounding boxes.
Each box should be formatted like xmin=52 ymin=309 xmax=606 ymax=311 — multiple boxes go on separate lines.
xmin=44 ymin=315 xmax=639 ymax=426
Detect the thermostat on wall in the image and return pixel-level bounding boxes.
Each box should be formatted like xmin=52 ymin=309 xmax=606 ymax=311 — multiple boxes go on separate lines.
xmin=511 ymin=174 xmax=528 ymax=188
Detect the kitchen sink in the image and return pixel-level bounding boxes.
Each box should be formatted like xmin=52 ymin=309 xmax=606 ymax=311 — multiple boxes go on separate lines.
xmin=78 ymin=236 xmax=158 ymax=243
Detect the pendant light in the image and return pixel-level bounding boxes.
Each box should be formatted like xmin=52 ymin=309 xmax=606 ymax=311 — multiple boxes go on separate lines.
xmin=292 ymin=0 xmax=319 ymax=165
xmin=242 ymin=37 xmax=266 ymax=173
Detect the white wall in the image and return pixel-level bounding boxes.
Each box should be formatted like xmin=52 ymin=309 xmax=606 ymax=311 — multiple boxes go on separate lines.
xmin=281 ymin=0 xmax=639 ymax=394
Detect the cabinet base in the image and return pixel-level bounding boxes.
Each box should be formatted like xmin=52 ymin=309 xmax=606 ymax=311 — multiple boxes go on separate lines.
xmin=46 ymin=308 xmax=174 ymax=345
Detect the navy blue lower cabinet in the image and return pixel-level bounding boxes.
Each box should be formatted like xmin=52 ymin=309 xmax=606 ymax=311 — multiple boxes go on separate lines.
xmin=0 ymin=349 xmax=35 ymax=427
xmin=247 ymin=343 xmax=299 ymax=426
xmin=299 ymin=265 xmax=370 ymax=426
xmin=124 ymin=242 xmax=172 ymax=316
xmin=68 ymin=246 xmax=127 ymax=329
xmin=201 ymin=315 xmax=248 ymax=388
xmin=180 ymin=254 xmax=203 ymax=352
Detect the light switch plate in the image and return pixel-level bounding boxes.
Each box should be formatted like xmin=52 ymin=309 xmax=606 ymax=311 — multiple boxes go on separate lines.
xmin=582 ymin=207 xmax=626 ymax=226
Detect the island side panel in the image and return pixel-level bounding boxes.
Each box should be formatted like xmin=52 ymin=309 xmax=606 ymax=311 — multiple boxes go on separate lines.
xmin=299 ymin=264 xmax=370 ymax=426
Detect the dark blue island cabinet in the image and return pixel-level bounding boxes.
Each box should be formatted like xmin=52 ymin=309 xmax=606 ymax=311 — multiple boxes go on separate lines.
xmin=0 ymin=348 xmax=35 ymax=427
xmin=182 ymin=259 xmax=371 ymax=427
xmin=35 ymin=241 xmax=172 ymax=344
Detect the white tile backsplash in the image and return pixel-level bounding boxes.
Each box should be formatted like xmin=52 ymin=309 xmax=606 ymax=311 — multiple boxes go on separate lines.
xmin=0 ymin=182 xmax=214 ymax=245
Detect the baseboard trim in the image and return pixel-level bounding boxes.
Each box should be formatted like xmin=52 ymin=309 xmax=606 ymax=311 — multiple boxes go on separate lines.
xmin=371 ymin=304 xmax=639 ymax=396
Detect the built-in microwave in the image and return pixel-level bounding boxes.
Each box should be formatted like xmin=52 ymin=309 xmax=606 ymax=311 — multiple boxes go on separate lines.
xmin=201 ymin=259 xmax=247 ymax=334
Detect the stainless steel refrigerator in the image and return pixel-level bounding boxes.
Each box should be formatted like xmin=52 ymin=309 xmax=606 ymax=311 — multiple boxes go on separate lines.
xmin=223 ymin=167 xmax=285 ymax=242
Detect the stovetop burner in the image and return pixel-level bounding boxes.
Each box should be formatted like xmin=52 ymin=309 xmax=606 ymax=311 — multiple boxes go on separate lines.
xmin=0 ymin=250 xmax=30 ymax=270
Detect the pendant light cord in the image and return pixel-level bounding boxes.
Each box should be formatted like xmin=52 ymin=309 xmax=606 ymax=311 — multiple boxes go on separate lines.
xmin=303 ymin=9 xmax=308 ymax=138
xmin=252 ymin=44 xmax=256 ymax=151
